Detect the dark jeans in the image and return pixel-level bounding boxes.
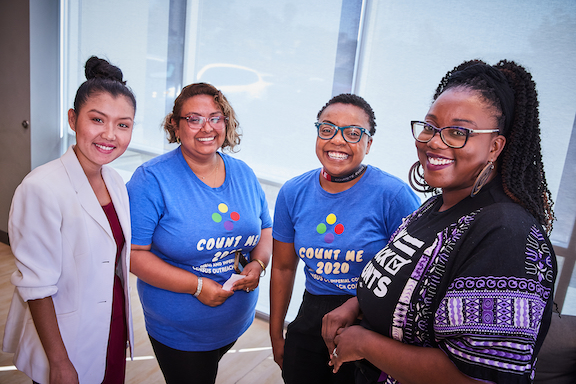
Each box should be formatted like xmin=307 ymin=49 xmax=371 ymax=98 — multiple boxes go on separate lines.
xmin=282 ymin=290 xmax=356 ymax=384
xmin=149 ymin=336 xmax=235 ymax=384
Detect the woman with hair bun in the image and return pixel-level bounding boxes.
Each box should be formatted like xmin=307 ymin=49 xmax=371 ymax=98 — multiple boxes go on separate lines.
xmin=3 ymin=56 xmax=136 ymax=384
xmin=323 ymin=60 xmax=557 ymax=384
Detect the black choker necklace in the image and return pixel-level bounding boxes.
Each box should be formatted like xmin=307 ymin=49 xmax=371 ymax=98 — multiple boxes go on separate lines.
xmin=321 ymin=164 xmax=367 ymax=183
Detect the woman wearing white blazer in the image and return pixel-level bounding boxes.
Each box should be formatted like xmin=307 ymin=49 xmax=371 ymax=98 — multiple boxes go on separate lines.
xmin=2 ymin=57 xmax=136 ymax=384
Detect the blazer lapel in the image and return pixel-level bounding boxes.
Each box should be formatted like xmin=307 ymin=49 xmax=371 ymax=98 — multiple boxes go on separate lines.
xmin=60 ymin=146 xmax=114 ymax=241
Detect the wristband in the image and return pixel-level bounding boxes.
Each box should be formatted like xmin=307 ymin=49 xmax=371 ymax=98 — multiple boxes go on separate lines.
xmin=252 ymin=259 xmax=266 ymax=277
xmin=193 ymin=277 xmax=203 ymax=297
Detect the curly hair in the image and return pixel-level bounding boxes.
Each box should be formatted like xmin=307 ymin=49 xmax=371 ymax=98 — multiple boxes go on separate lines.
xmin=74 ymin=56 xmax=136 ymax=113
xmin=164 ymin=82 xmax=241 ymax=152
xmin=434 ymin=60 xmax=554 ymax=233
xmin=317 ymin=93 xmax=377 ymax=136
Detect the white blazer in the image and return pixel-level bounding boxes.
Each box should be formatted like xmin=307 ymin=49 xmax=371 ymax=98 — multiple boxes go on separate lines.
xmin=2 ymin=146 xmax=134 ymax=384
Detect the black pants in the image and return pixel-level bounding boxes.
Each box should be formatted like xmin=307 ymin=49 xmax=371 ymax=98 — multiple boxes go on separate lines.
xmin=149 ymin=335 xmax=235 ymax=384
xmin=282 ymin=290 xmax=356 ymax=384
xmin=354 ymin=359 xmax=387 ymax=384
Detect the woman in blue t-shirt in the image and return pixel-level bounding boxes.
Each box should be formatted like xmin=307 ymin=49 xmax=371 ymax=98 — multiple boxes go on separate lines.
xmin=127 ymin=83 xmax=272 ymax=384
xmin=270 ymin=93 xmax=420 ymax=384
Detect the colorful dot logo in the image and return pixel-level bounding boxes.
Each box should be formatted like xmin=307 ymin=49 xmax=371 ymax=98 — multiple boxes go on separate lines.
xmin=212 ymin=203 xmax=240 ymax=231
xmin=316 ymin=213 xmax=344 ymax=243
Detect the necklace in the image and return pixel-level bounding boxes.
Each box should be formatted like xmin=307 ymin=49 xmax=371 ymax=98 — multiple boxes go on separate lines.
xmin=200 ymin=160 xmax=219 ymax=181
xmin=321 ymin=164 xmax=367 ymax=183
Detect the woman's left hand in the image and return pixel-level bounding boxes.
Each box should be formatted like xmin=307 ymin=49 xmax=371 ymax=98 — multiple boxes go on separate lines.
xmin=322 ymin=297 xmax=360 ymax=353
xmin=329 ymin=325 xmax=367 ymax=373
xmin=232 ymin=260 xmax=263 ymax=292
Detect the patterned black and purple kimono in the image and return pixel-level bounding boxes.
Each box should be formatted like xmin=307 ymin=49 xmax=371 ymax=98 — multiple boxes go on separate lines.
xmin=357 ymin=176 xmax=556 ymax=384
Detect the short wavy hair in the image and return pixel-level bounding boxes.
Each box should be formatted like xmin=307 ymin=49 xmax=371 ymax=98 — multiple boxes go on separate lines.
xmin=164 ymin=82 xmax=241 ymax=152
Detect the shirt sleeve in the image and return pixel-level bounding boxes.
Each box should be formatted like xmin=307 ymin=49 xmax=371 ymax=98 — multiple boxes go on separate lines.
xmin=434 ymin=208 xmax=556 ymax=383
xmin=259 ymin=186 xmax=272 ymax=229
xmin=127 ymin=166 xmax=165 ymax=246
xmin=8 ymin=180 xmax=62 ymax=301
xmin=384 ymin=184 xmax=421 ymax=241
xmin=272 ymin=184 xmax=295 ymax=244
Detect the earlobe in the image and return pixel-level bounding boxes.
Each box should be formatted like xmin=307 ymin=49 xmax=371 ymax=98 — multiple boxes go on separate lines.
xmin=490 ymin=135 xmax=506 ymax=162
xmin=365 ymin=138 xmax=373 ymax=155
xmin=171 ymin=118 xmax=180 ymax=138
xmin=67 ymin=109 xmax=77 ymax=132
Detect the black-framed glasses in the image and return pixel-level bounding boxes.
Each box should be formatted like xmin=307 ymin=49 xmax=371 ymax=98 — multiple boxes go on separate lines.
xmin=411 ymin=121 xmax=500 ymax=149
xmin=180 ymin=114 xmax=228 ymax=129
xmin=315 ymin=122 xmax=371 ymax=143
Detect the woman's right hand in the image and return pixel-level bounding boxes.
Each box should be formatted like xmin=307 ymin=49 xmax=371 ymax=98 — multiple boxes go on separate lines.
xmin=49 ymin=358 xmax=79 ymax=384
xmin=196 ymin=277 xmax=233 ymax=307
xmin=322 ymin=297 xmax=361 ymax=353
xmin=28 ymin=297 xmax=79 ymax=384
xmin=270 ymin=333 xmax=285 ymax=369
xmin=269 ymin=240 xmax=300 ymax=370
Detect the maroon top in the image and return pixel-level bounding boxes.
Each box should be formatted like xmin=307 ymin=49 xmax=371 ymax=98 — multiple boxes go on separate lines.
xmin=101 ymin=201 xmax=127 ymax=384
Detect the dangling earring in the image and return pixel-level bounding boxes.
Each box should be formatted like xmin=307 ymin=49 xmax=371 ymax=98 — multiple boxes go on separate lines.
xmin=408 ymin=161 xmax=436 ymax=194
xmin=470 ymin=161 xmax=494 ymax=197
xmin=176 ymin=136 xmax=181 ymax=144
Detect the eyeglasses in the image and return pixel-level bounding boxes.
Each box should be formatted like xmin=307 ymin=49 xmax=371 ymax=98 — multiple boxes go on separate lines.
xmin=411 ymin=121 xmax=500 ymax=149
xmin=315 ymin=122 xmax=371 ymax=143
xmin=180 ymin=114 xmax=228 ymax=129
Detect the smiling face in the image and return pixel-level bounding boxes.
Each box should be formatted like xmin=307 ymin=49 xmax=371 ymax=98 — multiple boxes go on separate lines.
xmin=68 ymin=92 xmax=134 ymax=174
xmin=417 ymin=87 xmax=506 ymax=203
xmin=315 ymin=102 xmax=372 ymax=178
xmin=174 ymin=94 xmax=226 ymax=163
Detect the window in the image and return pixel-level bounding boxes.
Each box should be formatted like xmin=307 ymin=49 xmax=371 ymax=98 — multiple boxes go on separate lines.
xmin=63 ymin=0 xmax=576 ymax=316
xmin=353 ymin=0 xmax=576 ymax=314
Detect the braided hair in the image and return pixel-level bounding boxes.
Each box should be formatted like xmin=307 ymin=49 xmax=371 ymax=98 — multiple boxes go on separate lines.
xmin=435 ymin=60 xmax=554 ymax=233
xmin=73 ymin=56 xmax=136 ymax=113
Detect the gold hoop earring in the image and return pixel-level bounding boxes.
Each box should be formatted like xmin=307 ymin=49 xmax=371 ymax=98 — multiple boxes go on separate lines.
xmin=176 ymin=136 xmax=181 ymax=144
xmin=470 ymin=161 xmax=494 ymax=197
xmin=408 ymin=161 xmax=436 ymax=194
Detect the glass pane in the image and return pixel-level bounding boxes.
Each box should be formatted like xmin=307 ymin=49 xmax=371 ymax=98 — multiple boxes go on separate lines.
xmin=356 ymin=1 xmax=576 ymax=193
xmin=64 ymin=0 xmax=174 ymax=178
xmin=564 ymin=264 xmax=576 ymax=315
xmin=184 ymin=0 xmax=344 ymax=183
xmin=550 ymin=119 xmax=576 ymax=248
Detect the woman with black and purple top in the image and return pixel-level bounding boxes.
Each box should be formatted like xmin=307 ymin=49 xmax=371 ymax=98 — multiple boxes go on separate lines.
xmin=323 ymin=60 xmax=557 ymax=384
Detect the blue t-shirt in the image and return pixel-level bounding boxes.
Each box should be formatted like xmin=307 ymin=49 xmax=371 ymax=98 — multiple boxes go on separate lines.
xmin=127 ymin=147 xmax=272 ymax=351
xmin=273 ymin=165 xmax=420 ymax=295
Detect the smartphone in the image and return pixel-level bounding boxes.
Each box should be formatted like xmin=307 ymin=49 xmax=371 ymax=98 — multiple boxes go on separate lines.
xmin=234 ymin=250 xmax=248 ymax=273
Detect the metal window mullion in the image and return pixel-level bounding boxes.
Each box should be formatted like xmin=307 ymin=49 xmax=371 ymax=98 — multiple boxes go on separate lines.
xmin=331 ymin=0 xmax=365 ymax=96
xmin=351 ymin=0 xmax=367 ymax=94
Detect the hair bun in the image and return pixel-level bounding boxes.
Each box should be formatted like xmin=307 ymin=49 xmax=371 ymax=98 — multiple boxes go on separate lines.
xmin=84 ymin=56 xmax=125 ymax=84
